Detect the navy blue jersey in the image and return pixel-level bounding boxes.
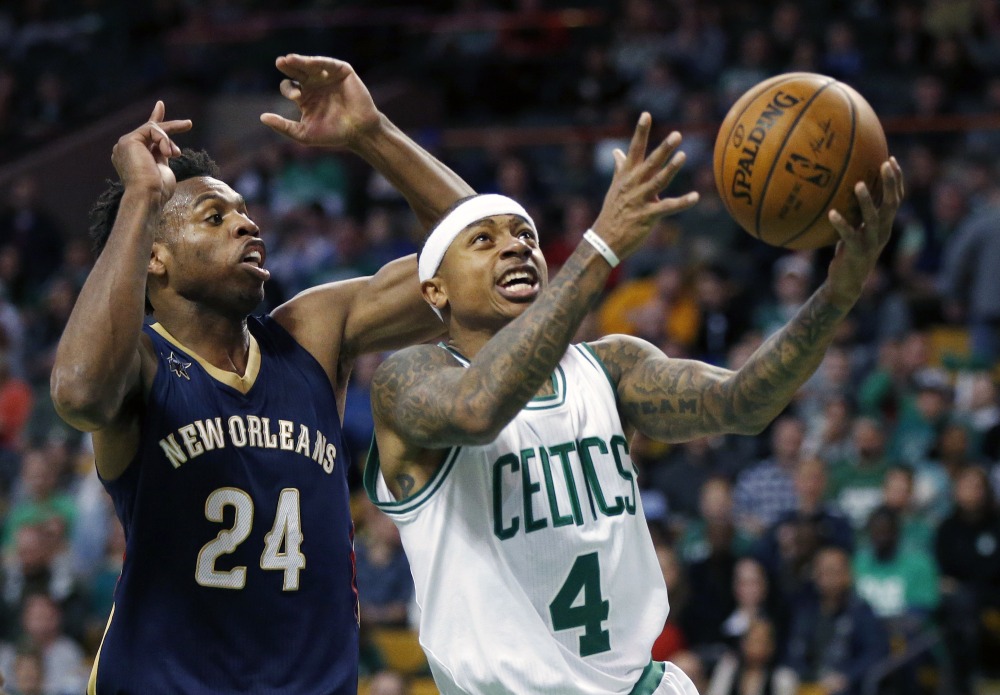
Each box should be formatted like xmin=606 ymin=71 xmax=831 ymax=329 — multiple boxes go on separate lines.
xmin=91 ymin=316 xmax=358 ymax=695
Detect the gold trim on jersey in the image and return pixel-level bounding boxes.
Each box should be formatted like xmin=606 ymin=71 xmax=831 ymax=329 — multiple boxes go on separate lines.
xmin=87 ymin=603 xmax=115 ymax=695
xmin=150 ymin=323 xmax=261 ymax=394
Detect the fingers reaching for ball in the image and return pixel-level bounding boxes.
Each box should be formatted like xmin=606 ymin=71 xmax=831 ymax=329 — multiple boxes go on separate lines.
xmin=828 ymin=156 xmax=904 ymax=249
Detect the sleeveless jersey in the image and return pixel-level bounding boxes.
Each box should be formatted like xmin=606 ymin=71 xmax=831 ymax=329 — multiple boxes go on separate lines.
xmin=365 ymin=344 xmax=669 ymax=695
xmin=91 ymin=317 xmax=358 ymax=695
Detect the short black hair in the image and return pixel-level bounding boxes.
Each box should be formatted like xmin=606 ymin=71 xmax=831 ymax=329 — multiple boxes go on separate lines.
xmin=88 ymin=148 xmax=220 ymax=257
xmin=88 ymin=149 xmax=220 ymax=313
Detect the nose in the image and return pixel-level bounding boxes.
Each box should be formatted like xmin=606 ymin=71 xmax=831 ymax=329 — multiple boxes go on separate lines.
xmin=499 ymin=235 xmax=532 ymax=260
xmin=234 ymin=212 xmax=260 ymax=238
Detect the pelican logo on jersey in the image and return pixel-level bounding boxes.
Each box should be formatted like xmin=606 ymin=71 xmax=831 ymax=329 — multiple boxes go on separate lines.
xmin=492 ymin=434 xmax=637 ymax=540
xmin=166 ymin=351 xmax=192 ymax=380
xmin=158 ymin=415 xmax=338 ymax=473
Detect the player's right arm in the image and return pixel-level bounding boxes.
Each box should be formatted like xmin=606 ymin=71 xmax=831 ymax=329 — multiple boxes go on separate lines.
xmin=371 ymin=115 xmax=699 ymax=496
xmin=591 ymin=158 xmax=905 ymax=443
xmin=50 ymin=103 xmax=191 ymax=468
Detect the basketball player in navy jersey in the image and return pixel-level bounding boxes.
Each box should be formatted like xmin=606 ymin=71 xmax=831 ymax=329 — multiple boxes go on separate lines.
xmin=50 ymin=55 xmax=473 ymax=695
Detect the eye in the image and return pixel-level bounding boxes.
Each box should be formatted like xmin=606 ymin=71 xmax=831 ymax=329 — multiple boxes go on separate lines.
xmin=473 ymin=232 xmax=491 ymax=243
xmin=518 ymin=228 xmax=537 ymax=242
xmin=206 ymin=212 xmax=223 ymax=225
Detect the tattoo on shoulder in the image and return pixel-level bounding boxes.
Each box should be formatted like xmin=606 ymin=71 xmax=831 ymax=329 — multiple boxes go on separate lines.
xmin=396 ymin=474 xmax=416 ymax=499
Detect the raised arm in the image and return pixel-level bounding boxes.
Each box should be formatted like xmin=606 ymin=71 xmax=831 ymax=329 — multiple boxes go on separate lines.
xmin=260 ymin=54 xmax=473 ymax=227
xmin=592 ymin=158 xmax=905 ymax=442
xmin=373 ymin=115 xmax=699 ymax=450
xmin=262 ymin=54 xmax=474 ymax=367
xmin=50 ymin=102 xmax=191 ymax=431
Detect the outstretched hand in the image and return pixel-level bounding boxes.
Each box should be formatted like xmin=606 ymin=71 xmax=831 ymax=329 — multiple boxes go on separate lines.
xmin=260 ymin=54 xmax=380 ymax=150
xmin=826 ymin=157 xmax=905 ymax=307
xmin=112 ymin=101 xmax=192 ymax=205
xmin=590 ymin=112 xmax=700 ymax=262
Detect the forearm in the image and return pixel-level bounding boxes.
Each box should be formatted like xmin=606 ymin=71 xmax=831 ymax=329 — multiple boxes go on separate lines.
xmin=384 ymin=243 xmax=611 ymax=446
xmin=353 ymin=114 xmax=474 ymax=228
xmin=724 ymin=281 xmax=852 ymax=432
xmin=51 ymin=188 xmax=155 ymax=427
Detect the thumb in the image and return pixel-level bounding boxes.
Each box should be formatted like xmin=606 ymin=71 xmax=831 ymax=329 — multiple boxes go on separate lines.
xmin=260 ymin=113 xmax=298 ymax=137
xmin=612 ymin=148 xmax=626 ymax=176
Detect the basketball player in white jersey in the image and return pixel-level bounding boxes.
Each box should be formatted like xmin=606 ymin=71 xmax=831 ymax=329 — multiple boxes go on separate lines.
xmin=364 ymin=113 xmax=903 ymax=695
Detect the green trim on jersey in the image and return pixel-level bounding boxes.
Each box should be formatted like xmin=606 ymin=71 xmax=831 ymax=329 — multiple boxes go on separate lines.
xmin=577 ymin=343 xmax=617 ymax=393
xmin=363 ymin=438 xmax=463 ymax=515
xmin=629 ymin=660 xmax=666 ymax=695
xmin=440 ymin=343 xmax=568 ymax=410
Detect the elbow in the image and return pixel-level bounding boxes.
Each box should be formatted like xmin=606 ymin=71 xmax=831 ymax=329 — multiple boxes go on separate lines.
xmin=447 ymin=407 xmax=508 ymax=446
xmin=49 ymin=370 xmax=116 ymax=432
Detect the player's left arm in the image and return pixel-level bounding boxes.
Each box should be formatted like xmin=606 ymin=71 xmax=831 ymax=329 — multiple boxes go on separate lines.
xmin=593 ymin=158 xmax=904 ymax=441
xmin=264 ymin=55 xmax=473 ymax=375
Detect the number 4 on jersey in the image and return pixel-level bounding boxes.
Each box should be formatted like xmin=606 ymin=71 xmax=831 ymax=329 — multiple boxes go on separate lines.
xmin=549 ymin=552 xmax=610 ymax=656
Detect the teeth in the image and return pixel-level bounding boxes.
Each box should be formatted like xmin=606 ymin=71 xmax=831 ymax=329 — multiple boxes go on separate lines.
xmin=243 ymin=251 xmax=261 ymax=265
xmin=500 ymin=270 xmax=533 ymax=286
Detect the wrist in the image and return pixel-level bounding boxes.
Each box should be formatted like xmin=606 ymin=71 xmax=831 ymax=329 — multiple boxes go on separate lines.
xmin=818 ymin=280 xmax=859 ymax=313
xmin=582 ymin=229 xmax=620 ymax=268
xmin=349 ymin=112 xmax=391 ymax=156
xmin=121 ymin=185 xmax=165 ymax=210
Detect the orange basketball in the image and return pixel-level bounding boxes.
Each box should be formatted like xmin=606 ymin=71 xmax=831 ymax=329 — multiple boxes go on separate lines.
xmin=713 ymin=73 xmax=888 ymax=250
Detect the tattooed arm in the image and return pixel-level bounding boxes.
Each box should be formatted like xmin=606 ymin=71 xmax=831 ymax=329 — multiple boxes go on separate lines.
xmin=371 ymin=115 xmax=699 ymax=497
xmin=592 ymin=158 xmax=905 ymax=442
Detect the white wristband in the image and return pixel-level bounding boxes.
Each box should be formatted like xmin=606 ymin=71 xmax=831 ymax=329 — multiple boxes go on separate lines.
xmin=583 ymin=228 xmax=620 ymax=268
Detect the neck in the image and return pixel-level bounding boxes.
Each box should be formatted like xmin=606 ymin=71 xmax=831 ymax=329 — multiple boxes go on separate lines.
xmin=445 ymin=319 xmax=509 ymax=360
xmin=152 ymin=308 xmax=251 ymax=375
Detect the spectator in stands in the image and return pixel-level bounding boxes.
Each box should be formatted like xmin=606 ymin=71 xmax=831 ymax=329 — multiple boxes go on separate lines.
xmin=828 ymin=416 xmax=894 ymax=531
xmin=785 ymin=545 xmax=889 ymax=695
xmin=0 ymin=178 xmax=63 ymax=300
xmin=596 ymin=252 xmax=700 ymax=350
xmin=881 ymin=464 xmax=934 ymax=553
xmin=354 ymin=497 xmax=414 ymax=628
xmin=3 ymin=449 xmax=75 ymax=551
xmin=718 ymin=556 xmax=781 ymax=653
xmin=648 ymin=436 xmax=740 ymax=524
xmin=367 ymin=670 xmax=409 ymax=695
xmin=650 ymin=542 xmax=691 ymax=662
xmin=733 ymin=415 xmax=804 ymax=539
xmin=688 ymin=261 xmax=750 ymax=368
xmin=900 ymin=368 xmax=956 ymax=468
xmin=7 ymin=646 xmax=44 ymax=695
xmin=756 ymin=457 xmax=854 ymax=596
xmin=939 ymin=179 xmax=1000 ymax=365
xmin=0 ymin=593 xmax=86 ymax=695
xmin=934 ymin=465 xmax=1000 ymax=692
xmin=858 ymin=329 xmax=931 ymax=422
xmin=854 ymin=506 xmax=940 ymax=634
xmin=802 ymin=394 xmax=857 ymax=466
xmin=2 ymin=519 xmax=87 ymax=647
xmin=0 ymin=283 xmax=27 ymax=381
xmin=0 ymin=349 xmax=31 ymax=456
xmin=753 ymin=255 xmax=814 ymax=339
xmin=677 ymin=476 xmax=755 ymax=566
xmin=706 ymin=617 xmax=798 ymax=695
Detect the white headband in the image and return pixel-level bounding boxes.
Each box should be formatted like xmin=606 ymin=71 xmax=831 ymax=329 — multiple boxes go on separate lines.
xmin=418 ymin=194 xmax=536 ymax=319
xmin=418 ymin=194 xmax=535 ymax=282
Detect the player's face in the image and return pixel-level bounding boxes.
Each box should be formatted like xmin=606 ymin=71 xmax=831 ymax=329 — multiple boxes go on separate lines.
xmin=437 ymin=214 xmax=547 ymax=328
xmin=158 ymin=177 xmax=269 ymax=316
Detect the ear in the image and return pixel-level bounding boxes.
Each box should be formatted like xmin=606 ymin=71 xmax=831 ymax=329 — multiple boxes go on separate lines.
xmin=421 ymin=277 xmax=448 ymax=316
xmin=148 ymin=241 xmax=168 ymax=278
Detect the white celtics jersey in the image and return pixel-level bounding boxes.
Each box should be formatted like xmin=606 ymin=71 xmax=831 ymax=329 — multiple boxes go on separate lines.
xmin=365 ymin=343 xmax=669 ymax=695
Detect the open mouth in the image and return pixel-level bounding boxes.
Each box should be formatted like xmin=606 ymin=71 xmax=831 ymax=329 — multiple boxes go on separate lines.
xmin=239 ymin=244 xmax=270 ymax=280
xmin=496 ymin=266 xmax=540 ymax=301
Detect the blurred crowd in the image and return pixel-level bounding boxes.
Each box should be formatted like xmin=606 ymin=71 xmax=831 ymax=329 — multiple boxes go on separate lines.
xmin=2 ymin=1 xmax=1000 ymax=694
